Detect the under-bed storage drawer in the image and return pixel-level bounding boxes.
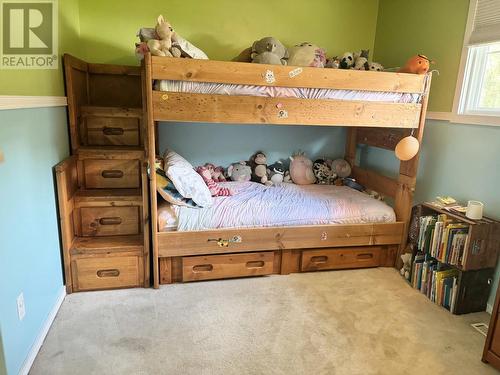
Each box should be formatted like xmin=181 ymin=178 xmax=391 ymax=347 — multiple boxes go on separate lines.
xmin=72 ymin=256 xmax=142 ymax=291
xmin=301 ymin=247 xmax=381 ymax=272
xmin=83 ymin=159 xmax=140 ymax=189
xmin=183 ymin=252 xmax=274 ymax=282
xmin=79 ymin=206 xmax=140 ymax=236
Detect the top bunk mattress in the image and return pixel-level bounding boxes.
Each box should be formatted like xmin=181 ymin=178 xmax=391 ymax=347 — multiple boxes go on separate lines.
xmin=156 ymin=80 xmax=421 ymax=104
xmin=158 ymin=181 xmax=396 ymax=232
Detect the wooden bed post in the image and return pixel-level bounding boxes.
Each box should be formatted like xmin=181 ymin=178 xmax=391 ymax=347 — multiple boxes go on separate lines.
xmin=143 ymin=53 xmax=160 ymax=288
xmin=394 ymin=74 xmax=432 ymax=265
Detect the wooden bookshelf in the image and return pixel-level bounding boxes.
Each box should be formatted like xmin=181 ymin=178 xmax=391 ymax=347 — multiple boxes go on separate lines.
xmin=407 ymin=203 xmax=499 ymax=315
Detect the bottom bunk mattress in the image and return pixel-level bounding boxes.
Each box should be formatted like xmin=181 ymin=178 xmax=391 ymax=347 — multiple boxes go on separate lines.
xmin=157 ymin=181 xmax=396 ymax=232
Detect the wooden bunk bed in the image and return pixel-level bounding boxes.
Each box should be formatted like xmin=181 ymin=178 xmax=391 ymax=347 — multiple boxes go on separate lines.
xmin=142 ymin=53 xmax=432 ymax=288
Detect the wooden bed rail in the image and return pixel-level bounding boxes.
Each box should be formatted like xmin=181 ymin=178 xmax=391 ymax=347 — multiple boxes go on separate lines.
xmin=150 ymin=56 xmax=426 ymax=93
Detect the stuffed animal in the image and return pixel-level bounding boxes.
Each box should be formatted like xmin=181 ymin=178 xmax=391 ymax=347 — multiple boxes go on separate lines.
xmin=248 ymin=151 xmax=270 ymax=185
xmin=227 ymin=162 xmax=252 ymax=182
xmin=232 ymin=47 xmax=253 ymax=62
xmin=351 ymin=50 xmax=370 ymax=70
xmin=330 ymin=159 xmax=351 ymax=178
xmin=288 ymin=42 xmax=327 ymax=68
xmin=325 ymin=57 xmax=340 ymax=69
xmin=267 ymin=161 xmax=285 ymax=184
xmin=213 ymin=166 xmax=227 ymax=182
xmin=203 ymin=163 xmax=226 ymax=182
xmin=398 ymin=54 xmax=434 ymax=74
xmin=313 ymin=159 xmax=336 ymax=184
xmin=146 ymin=15 xmax=182 ymax=58
xmin=283 ymin=170 xmax=292 ymax=183
xmin=195 ymin=166 xmax=232 ymax=197
xmin=251 ymin=37 xmax=288 ymax=65
xmin=338 ymin=52 xmax=355 ymax=69
xmin=136 ymin=20 xmax=208 ymax=60
xmin=366 ymin=61 xmax=384 ymax=72
xmin=289 ymin=151 xmax=316 ymax=185
xmin=400 ymin=252 xmax=413 ymax=280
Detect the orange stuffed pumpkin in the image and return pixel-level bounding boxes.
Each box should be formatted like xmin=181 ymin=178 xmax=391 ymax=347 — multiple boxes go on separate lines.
xmin=398 ymin=54 xmax=434 ymax=74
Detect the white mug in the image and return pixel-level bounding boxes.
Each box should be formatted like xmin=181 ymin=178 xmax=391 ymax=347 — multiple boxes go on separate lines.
xmin=466 ymin=200 xmax=484 ymax=220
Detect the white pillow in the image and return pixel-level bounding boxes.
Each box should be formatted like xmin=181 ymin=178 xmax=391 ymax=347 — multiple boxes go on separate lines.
xmin=163 ymin=150 xmax=212 ymax=207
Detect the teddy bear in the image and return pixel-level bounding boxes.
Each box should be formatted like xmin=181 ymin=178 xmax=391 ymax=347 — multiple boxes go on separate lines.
xmin=248 ymin=151 xmax=270 ymax=185
xmin=366 ymin=61 xmax=384 ymax=72
xmin=227 ymin=162 xmax=252 ymax=182
xmin=146 ymin=15 xmax=182 ymax=58
xmin=267 ymin=161 xmax=286 ymax=184
xmin=289 ymin=151 xmax=316 ymax=185
xmin=338 ymin=50 xmax=370 ymax=70
xmin=251 ymin=37 xmax=289 ymax=66
xmin=195 ymin=166 xmax=232 ymax=197
xmin=313 ymin=159 xmax=337 ymax=184
xmin=287 ymin=42 xmax=326 ymax=68
xmin=400 ymin=252 xmax=413 ymax=280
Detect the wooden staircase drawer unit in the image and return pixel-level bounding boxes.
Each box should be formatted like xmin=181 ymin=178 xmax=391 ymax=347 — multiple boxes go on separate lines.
xmin=72 ymin=255 xmax=142 ymax=291
xmin=79 ymin=206 xmax=140 ymax=236
xmin=83 ymin=159 xmax=140 ymax=189
xmin=301 ymin=247 xmax=381 ymax=272
xmin=84 ymin=115 xmax=140 ymax=147
xmin=183 ymin=252 xmax=274 ymax=282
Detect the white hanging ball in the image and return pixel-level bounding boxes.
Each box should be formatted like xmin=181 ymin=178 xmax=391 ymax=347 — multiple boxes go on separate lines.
xmin=395 ymin=136 xmax=420 ymax=161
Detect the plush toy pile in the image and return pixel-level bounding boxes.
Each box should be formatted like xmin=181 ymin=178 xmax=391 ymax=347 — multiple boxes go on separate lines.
xmin=136 ymin=15 xmax=431 ymax=75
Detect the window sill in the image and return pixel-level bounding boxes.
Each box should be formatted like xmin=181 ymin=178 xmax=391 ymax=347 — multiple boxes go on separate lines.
xmin=426 ymin=111 xmax=500 ymax=127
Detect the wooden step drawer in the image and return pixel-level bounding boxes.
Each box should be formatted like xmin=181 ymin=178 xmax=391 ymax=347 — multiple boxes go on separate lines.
xmin=301 ymin=247 xmax=381 ymax=272
xmin=83 ymin=159 xmax=140 ymax=189
xmin=79 ymin=206 xmax=140 ymax=236
xmin=183 ymin=252 xmax=274 ymax=282
xmin=72 ymin=255 xmax=142 ymax=291
xmin=85 ymin=116 xmax=140 ymax=146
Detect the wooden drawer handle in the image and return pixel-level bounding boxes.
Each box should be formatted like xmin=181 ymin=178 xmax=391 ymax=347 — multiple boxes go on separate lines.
xmin=356 ymin=253 xmax=374 ymax=260
xmin=103 ymin=127 xmax=125 ymax=135
xmin=96 ymin=269 xmax=120 ymax=278
xmin=101 ymin=170 xmax=124 ymax=178
xmin=99 ymin=217 xmax=122 ymax=225
xmin=246 ymin=260 xmax=265 ymax=269
xmin=192 ymin=264 xmax=213 ymax=273
xmin=310 ymin=255 xmax=328 ymax=264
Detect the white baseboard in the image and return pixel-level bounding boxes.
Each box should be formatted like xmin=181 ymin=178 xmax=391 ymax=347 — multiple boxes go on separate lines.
xmin=0 ymin=96 xmax=67 ymax=111
xmin=487 ymin=303 xmax=493 ymax=315
xmin=18 ymin=286 xmax=66 ymax=375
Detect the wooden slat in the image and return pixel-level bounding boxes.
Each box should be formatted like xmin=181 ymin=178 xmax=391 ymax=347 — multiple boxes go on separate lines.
xmin=71 ymin=234 xmax=143 ymax=255
xmin=151 ymin=56 xmax=426 ymax=93
xmin=152 ymin=91 xmax=421 ymax=128
xmin=356 ymin=128 xmax=410 ymax=150
xmin=157 ymin=223 xmax=404 ymax=257
xmin=351 ymin=166 xmax=398 ymax=198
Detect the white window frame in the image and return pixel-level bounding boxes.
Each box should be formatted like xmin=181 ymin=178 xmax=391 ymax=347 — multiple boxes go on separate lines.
xmin=451 ymin=0 xmax=500 ymax=127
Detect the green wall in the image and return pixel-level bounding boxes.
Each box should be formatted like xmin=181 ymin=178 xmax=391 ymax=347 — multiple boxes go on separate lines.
xmin=0 ymin=0 xmax=81 ymax=96
xmin=374 ymin=0 xmax=469 ymax=112
xmin=77 ymin=0 xmax=379 ymax=65
xmin=373 ymin=0 xmax=500 ymax=309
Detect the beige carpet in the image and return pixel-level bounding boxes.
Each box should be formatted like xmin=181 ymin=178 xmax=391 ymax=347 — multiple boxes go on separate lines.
xmin=31 ymin=268 xmax=496 ymax=375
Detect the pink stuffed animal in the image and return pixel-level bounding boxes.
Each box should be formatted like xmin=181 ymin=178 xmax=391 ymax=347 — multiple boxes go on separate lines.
xmin=289 ymin=151 xmax=316 ymax=185
xmin=196 ymin=166 xmax=231 ymax=197
xmin=203 ymin=163 xmax=227 ymax=182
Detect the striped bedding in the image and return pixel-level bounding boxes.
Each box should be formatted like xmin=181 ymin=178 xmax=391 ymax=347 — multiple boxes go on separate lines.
xmin=158 ymin=181 xmax=395 ymax=232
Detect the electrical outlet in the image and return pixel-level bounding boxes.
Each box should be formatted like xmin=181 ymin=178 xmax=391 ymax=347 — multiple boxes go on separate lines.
xmin=17 ymin=293 xmax=25 ymax=321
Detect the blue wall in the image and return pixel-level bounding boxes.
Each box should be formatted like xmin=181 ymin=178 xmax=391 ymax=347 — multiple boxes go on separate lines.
xmin=360 ymin=119 xmax=500 ymax=307
xmin=159 ymin=122 xmax=346 ymax=168
xmin=0 ymin=107 xmax=69 ymax=375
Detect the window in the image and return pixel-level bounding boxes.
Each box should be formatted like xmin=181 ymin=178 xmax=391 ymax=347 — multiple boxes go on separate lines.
xmin=453 ymin=0 xmax=500 ymax=126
